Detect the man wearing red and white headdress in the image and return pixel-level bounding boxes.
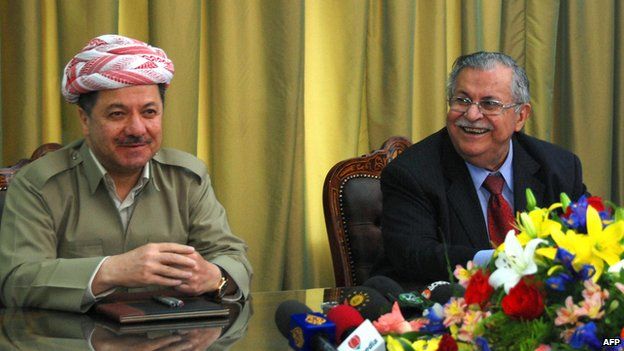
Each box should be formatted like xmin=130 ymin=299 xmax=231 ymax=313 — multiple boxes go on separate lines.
xmin=0 ymin=35 xmax=252 ymax=312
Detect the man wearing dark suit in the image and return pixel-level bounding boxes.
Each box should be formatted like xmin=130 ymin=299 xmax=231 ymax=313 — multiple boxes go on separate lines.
xmin=373 ymin=52 xmax=587 ymax=286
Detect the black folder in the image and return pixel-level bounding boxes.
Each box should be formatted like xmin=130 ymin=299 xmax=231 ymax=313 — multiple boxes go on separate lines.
xmin=95 ymin=296 xmax=229 ymax=324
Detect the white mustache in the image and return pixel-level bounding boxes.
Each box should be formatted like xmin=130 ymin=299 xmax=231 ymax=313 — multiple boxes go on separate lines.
xmin=454 ymin=117 xmax=493 ymax=131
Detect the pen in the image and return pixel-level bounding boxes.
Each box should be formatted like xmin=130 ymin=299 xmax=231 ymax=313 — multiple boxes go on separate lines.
xmin=152 ymin=295 xmax=185 ymax=308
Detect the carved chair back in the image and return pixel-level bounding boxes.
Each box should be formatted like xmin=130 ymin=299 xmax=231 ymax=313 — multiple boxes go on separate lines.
xmin=322 ymin=136 xmax=411 ymax=287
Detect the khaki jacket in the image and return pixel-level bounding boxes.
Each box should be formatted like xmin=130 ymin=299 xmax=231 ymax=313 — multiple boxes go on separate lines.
xmin=0 ymin=140 xmax=252 ymax=312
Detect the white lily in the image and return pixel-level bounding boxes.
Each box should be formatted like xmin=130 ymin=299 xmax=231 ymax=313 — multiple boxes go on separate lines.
xmin=489 ymin=230 xmax=546 ymax=293
xmin=608 ymin=259 xmax=624 ymax=275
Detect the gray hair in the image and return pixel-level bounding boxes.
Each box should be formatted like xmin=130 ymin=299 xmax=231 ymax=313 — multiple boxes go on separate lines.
xmin=446 ymin=52 xmax=530 ymax=106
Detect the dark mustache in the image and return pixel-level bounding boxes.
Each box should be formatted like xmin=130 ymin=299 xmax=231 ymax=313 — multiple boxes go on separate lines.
xmin=115 ymin=136 xmax=152 ymax=145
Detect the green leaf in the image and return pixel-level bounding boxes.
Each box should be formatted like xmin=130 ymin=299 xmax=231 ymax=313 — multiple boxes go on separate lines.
xmin=525 ymin=188 xmax=537 ymax=210
xmin=560 ymin=193 xmax=571 ymax=212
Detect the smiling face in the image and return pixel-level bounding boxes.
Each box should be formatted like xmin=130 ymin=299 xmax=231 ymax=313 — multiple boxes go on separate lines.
xmin=79 ymin=85 xmax=163 ymax=178
xmin=446 ymin=65 xmax=530 ymax=170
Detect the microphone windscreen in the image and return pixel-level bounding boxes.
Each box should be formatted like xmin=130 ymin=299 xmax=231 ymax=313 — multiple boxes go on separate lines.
xmin=362 ymin=275 xmax=404 ymax=303
xmin=326 ymin=304 xmax=364 ymax=343
xmin=422 ymin=281 xmax=466 ymax=305
xmin=340 ymin=286 xmax=391 ymax=321
xmin=274 ymin=299 xmax=312 ymax=338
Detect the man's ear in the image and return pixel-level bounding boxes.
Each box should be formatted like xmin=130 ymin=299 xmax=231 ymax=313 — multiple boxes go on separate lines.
xmin=78 ymin=108 xmax=90 ymax=136
xmin=514 ymin=103 xmax=531 ymax=132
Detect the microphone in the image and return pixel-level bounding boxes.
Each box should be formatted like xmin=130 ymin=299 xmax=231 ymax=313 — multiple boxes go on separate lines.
xmin=275 ymin=300 xmax=311 ymax=338
xmin=326 ymin=304 xmax=364 ymax=343
xmin=362 ymin=275 xmax=404 ymax=303
xmin=421 ymin=281 xmax=466 ymax=305
xmin=326 ymin=304 xmax=385 ymax=351
xmin=340 ymin=286 xmax=391 ymax=321
xmin=337 ymin=320 xmax=385 ymax=351
xmin=363 ymin=275 xmax=427 ymax=319
xmin=394 ymin=281 xmax=466 ymax=317
xmin=274 ymin=300 xmax=338 ymax=351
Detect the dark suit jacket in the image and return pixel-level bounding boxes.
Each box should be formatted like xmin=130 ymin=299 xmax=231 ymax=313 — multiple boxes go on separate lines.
xmin=372 ymin=128 xmax=587 ymax=286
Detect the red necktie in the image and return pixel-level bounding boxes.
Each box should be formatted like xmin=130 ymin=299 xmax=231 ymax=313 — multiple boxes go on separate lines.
xmin=483 ymin=174 xmax=515 ymax=247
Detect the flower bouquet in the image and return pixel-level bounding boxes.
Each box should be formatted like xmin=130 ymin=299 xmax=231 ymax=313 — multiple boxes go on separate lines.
xmin=373 ymin=191 xmax=624 ymax=350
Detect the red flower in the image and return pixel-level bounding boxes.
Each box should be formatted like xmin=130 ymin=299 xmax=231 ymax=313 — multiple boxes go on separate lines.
xmin=464 ymin=270 xmax=494 ymax=308
xmin=564 ymin=196 xmax=606 ymax=218
xmin=437 ymin=334 xmax=458 ymax=351
xmin=501 ymin=279 xmax=544 ymax=320
xmin=587 ymin=196 xmax=606 ymax=212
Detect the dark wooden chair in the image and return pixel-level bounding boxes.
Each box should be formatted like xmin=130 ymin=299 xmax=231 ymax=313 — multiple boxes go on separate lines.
xmin=323 ymin=136 xmax=411 ymax=287
xmin=0 ymin=143 xmax=63 ymax=221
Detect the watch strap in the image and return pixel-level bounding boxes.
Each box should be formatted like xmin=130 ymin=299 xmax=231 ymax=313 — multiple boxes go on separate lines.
xmin=215 ymin=265 xmax=229 ymax=300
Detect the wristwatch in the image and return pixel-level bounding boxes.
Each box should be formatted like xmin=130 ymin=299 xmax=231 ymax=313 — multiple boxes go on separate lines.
xmin=215 ymin=266 xmax=229 ymax=300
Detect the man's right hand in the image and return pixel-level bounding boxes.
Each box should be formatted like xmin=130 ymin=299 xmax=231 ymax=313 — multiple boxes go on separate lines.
xmin=92 ymin=243 xmax=197 ymax=295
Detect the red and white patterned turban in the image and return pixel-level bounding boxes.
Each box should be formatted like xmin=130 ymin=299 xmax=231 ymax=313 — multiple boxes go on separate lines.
xmin=62 ymin=34 xmax=175 ymax=103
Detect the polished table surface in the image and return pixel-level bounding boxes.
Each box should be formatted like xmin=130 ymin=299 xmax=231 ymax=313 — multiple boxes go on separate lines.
xmin=0 ymin=288 xmax=343 ymax=350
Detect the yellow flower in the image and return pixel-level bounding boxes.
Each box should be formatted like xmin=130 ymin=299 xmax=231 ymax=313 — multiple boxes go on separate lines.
xmin=516 ymin=205 xmax=563 ymax=244
xmin=586 ymin=207 xmax=624 ymax=268
xmin=543 ymin=206 xmax=624 ymax=281
xmin=411 ymin=340 xmax=427 ymax=351
xmin=386 ymin=335 xmax=404 ymax=351
xmin=453 ymin=261 xmax=475 ymax=287
xmin=386 ymin=335 xmax=416 ymax=351
xmin=411 ymin=336 xmax=440 ymax=351
xmin=449 ymin=324 xmax=459 ymax=340
xmin=443 ymin=298 xmax=467 ymax=326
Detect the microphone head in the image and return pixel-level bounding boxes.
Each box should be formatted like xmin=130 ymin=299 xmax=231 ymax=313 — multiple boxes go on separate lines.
xmin=340 ymin=286 xmax=391 ymax=321
xmin=288 ymin=312 xmax=336 ymax=350
xmin=274 ymin=300 xmax=337 ymax=350
xmin=326 ymin=304 xmax=364 ymax=343
xmin=362 ymin=275 xmax=404 ymax=303
xmin=274 ymin=299 xmax=312 ymax=338
xmin=422 ymin=281 xmax=466 ymax=305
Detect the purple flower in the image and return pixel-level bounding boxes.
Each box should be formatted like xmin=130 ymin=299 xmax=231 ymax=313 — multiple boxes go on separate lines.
xmin=569 ymin=322 xmax=601 ymax=350
xmin=562 ymin=195 xmax=610 ymax=232
xmin=475 ymin=337 xmax=491 ymax=351
xmin=420 ymin=305 xmax=446 ymax=334
xmin=545 ymin=248 xmax=595 ymax=291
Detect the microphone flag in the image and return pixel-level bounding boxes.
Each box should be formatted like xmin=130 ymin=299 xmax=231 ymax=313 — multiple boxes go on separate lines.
xmin=289 ymin=312 xmax=336 ymax=351
xmin=337 ymin=320 xmax=385 ymax=351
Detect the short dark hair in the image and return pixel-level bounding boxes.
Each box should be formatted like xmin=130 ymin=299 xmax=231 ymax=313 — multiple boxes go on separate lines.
xmin=77 ymin=84 xmax=167 ymax=116
xmin=446 ymin=52 xmax=530 ymax=106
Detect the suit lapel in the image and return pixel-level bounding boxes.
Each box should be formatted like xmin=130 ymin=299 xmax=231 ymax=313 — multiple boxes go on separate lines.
xmin=441 ymin=132 xmax=489 ymax=248
xmin=512 ymin=134 xmax=544 ymax=211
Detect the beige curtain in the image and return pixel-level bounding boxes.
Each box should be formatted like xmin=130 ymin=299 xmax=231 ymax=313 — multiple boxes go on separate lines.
xmin=1 ymin=0 xmax=622 ymax=291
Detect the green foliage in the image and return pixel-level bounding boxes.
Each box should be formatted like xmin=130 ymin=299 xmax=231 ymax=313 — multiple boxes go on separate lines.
xmin=601 ymin=274 xmax=624 ymax=334
xmin=480 ymin=312 xmax=555 ymax=351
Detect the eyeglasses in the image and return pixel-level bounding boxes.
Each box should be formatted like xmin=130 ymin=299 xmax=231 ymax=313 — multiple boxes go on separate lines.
xmin=448 ymin=96 xmax=521 ymax=116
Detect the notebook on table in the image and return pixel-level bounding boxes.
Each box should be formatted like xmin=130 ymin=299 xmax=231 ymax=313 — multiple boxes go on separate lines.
xmin=94 ymin=294 xmax=229 ymax=324
xmin=94 ymin=314 xmax=231 ymax=334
